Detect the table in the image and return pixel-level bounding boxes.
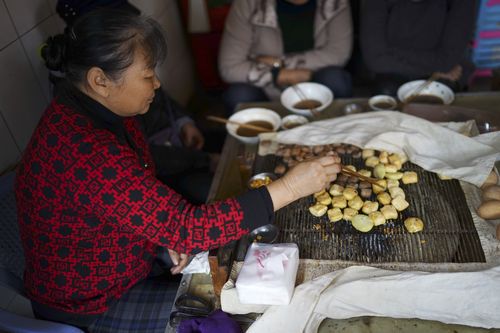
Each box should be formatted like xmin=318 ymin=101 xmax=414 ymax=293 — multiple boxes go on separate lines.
xmin=167 ymin=92 xmax=500 ymax=333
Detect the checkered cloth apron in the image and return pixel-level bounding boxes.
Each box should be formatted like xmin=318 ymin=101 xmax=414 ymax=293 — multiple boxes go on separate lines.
xmin=88 ymin=274 xmax=178 ymax=333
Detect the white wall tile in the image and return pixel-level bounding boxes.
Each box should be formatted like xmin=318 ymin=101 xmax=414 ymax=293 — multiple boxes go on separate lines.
xmin=0 ymin=41 xmax=46 ymax=150
xmin=45 ymin=0 xmax=57 ymax=14
xmin=0 ymin=1 xmax=17 ymax=49
xmin=4 ymin=0 xmax=51 ymax=36
xmin=21 ymin=16 xmax=62 ymax=102
xmin=0 ymin=113 xmax=20 ymax=173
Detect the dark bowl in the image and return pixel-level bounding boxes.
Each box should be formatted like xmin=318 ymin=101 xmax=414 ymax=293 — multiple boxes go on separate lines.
xmin=249 ymin=224 xmax=279 ymax=243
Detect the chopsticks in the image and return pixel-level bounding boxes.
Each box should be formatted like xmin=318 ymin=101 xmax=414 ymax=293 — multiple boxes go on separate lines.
xmin=206 ymin=115 xmax=275 ymax=133
xmin=403 ymin=73 xmax=439 ymax=105
xmin=292 ymin=85 xmax=321 ymax=117
xmin=340 ymin=166 xmax=385 ymax=189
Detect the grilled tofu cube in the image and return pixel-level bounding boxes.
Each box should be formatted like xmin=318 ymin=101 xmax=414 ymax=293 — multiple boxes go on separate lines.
xmin=404 ymin=217 xmax=424 ymax=233
xmin=332 ymin=195 xmax=347 ymax=209
xmin=343 ymin=187 xmax=358 ymax=200
xmin=362 ymin=200 xmax=379 ymax=214
xmin=362 ymin=149 xmax=375 ymax=159
xmin=343 ymin=207 xmax=358 ymax=221
xmin=327 ymin=207 xmax=343 ymax=222
xmin=385 ymin=164 xmax=399 ymax=173
xmin=329 ymin=184 xmax=344 ymax=196
xmin=389 ymin=186 xmax=405 ymax=199
xmin=358 ymin=169 xmax=372 ymax=178
xmin=380 ymin=205 xmax=398 ymax=220
xmin=391 ymin=195 xmax=409 ymax=211
xmin=402 ymin=171 xmax=418 ymax=184
xmin=309 ymin=203 xmax=328 ymax=217
xmin=385 ymin=172 xmax=403 ymax=180
xmin=313 ymin=189 xmax=327 ymax=198
xmin=379 ymin=151 xmax=389 ymax=164
xmin=316 ymin=192 xmax=332 ymax=206
xmin=377 ymin=192 xmax=392 ymax=205
xmin=365 ymin=156 xmax=380 ymax=167
xmin=348 ymin=195 xmax=364 ymax=211
xmin=372 ymin=179 xmax=387 ymax=194
xmin=369 ymin=211 xmax=386 ymax=226
xmin=387 ymin=179 xmax=400 ymax=189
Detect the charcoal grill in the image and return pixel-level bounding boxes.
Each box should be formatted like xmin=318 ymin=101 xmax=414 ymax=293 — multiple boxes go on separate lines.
xmin=253 ymin=145 xmax=486 ymax=264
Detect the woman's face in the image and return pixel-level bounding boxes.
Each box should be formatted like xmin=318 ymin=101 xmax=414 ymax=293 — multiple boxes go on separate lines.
xmin=105 ymin=50 xmax=161 ymax=117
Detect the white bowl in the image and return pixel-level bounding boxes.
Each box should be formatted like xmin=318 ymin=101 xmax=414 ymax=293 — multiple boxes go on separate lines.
xmin=281 ymin=114 xmax=309 ymax=130
xmin=280 ymin=82 xmax=333 ymax=117
xmin=397 ymin=80 xmax=454 ymax=105
xmin=369 ymin=95 xmax=397 ymax=111
xmin=226 ymin=108 xmax=281 ymax=144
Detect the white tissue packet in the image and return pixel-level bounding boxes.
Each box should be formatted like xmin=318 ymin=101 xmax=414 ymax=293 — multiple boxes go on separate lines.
xmin=236 ymin=243 xmax=299 ymax=305
xmin=181 ymin=251 xmax=210 ymax=274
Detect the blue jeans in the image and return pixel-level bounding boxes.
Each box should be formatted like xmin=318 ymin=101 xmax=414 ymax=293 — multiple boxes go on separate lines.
xmin=223 ymin=66 xmax=352 ymax=114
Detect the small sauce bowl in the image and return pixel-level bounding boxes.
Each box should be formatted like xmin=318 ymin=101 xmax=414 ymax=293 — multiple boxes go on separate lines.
xmin=248 ymin=172 xmax=277 ymax=189
xmin=281 ymin=114 xmax=309 ymax=130
xmin=368 ymin=95 xmax=398 ymax=111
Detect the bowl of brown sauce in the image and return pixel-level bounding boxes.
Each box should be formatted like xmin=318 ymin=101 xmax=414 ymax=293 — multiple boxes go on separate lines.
xmin=397 ymin=80 xmax=454 ymax=105
xmin=226 ymin=108 xmax=281 ymax=144
xmin=280 ymin=82 xmax=333 ymax=117
xmin=281 ymin=114 xmax=309 ymax=130
xmin=368 ymin=95 xmax=398 ymax=111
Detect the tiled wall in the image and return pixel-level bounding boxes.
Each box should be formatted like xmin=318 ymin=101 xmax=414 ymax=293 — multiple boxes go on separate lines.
xmin=0 ymin=0 xmax=195 ymax=173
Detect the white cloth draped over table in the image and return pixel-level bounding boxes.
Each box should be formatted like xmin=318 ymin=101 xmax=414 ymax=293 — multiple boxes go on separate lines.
xmin=229 ymin=113 xmax=500 ymax=331
xmin=245 ymin=265 xmax=500 ymax=333
xmin=274 ymin=111 xmax=500 ymax=187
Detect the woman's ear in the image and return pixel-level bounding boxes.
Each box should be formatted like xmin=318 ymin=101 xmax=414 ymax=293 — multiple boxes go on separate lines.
xmin=86 ymin=67 xmax=111 ymax=98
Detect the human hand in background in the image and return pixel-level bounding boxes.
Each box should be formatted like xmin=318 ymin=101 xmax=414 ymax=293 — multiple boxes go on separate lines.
xmin=256 ymin=55 xmax=280 ymax=66
xmin=277 ymin=68 xmax=312 ymax=86
xmin=181 ymin=122 xmax=205 ymax=150
xmin=436 ymin=65 xmax=462 ymax=82
xmin=266 ymin=155 xmax=341 ymax=211
xmin=168 ymin=249 xmax=189 ymax=275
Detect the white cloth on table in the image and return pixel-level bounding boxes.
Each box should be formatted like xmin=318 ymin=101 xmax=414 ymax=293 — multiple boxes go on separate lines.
xmin=245 ymin=265 xmax=500 ymax=333
xmin=275 ymin=111 xmax=500 ymax=187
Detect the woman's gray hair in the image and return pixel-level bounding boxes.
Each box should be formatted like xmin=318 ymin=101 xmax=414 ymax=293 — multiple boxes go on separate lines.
xmin=42 ymin=9 xmax=167 ymax=83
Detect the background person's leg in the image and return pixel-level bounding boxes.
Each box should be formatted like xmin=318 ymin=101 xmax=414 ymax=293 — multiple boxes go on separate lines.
xmin=222 ymin=83 xmax=269 ymax=115
xmin=312 ymin=66 xmax=353 ymax=98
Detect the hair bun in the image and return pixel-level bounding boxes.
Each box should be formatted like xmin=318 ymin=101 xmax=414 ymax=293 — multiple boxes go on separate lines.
xmin=41 ymin=35 xmax=67 ymax=71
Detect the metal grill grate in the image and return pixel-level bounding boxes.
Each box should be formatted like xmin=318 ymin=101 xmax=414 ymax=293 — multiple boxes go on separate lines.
xmin=253 ymin=148 xmax=486 ymax=263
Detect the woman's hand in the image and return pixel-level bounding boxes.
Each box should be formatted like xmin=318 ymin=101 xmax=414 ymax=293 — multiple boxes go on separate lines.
xmin=266 ymin=155 xmax=341 ymax=211
xmin=181 ymin=122 xmax=205 ymax=150
xmin=168 ymin=249 xmax=189 ymax=275
xmin=436 ymin=65 xmax=462 ymax=82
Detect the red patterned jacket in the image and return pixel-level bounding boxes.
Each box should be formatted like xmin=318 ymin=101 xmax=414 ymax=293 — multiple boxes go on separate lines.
xmin=15 ymin=84 xmax=273 ymax=314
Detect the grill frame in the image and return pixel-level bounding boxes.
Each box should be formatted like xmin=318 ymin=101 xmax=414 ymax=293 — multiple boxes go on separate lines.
xmin=254 ymin=146 xmax=486 ymax=264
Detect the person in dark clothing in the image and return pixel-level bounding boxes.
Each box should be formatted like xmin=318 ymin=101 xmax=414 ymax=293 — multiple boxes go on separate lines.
xmin=16 ymin=10 xmax=341 ymax=331
xmin=360 ymin=0 xmax=477 ymax=96
xmin=53 ymin=0 xmax=214 ymax=204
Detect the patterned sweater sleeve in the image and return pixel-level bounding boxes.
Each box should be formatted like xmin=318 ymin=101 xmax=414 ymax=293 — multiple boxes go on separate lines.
xmin=72 ymin=128 xmax=273 ymax=255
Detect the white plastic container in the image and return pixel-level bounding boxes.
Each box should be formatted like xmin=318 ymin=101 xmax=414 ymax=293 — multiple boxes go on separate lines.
xmin=236 ymin=243 xmax=299 ymax=305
